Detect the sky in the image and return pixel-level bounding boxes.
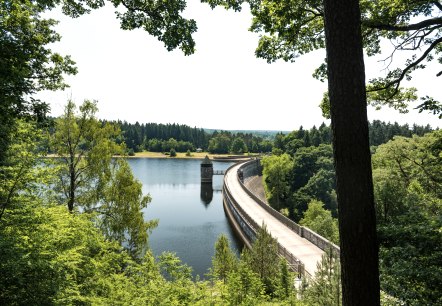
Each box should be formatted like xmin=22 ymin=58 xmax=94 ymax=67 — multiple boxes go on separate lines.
xmin=38 ymin=1 xmax=441 ymax=131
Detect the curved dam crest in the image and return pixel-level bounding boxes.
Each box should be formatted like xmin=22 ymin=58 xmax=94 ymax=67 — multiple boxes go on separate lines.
xmin=222 ymin=159 xmax=340 ymax=279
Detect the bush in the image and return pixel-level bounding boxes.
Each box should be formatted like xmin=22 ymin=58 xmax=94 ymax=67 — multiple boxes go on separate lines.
xmin=170 ymin=148 xmax=177 ymax=157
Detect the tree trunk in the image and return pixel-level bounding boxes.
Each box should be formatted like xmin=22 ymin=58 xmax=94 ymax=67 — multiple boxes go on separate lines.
xmin=68 ymin=160 xmax=75 ymax=212
xmin=323 ymin=0 xmax=380 ymax=305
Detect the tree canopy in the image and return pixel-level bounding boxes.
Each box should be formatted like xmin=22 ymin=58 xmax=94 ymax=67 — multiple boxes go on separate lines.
xmin=0 ymin=0 xmax=76 ymax=163
xmin=372 ymin=130 xmax=442 ymax=304
xmin=202 ymin=0 xmax=442 ymax=117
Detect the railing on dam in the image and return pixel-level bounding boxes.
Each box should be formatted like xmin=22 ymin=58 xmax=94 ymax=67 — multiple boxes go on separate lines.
xmin=237 ymin=159 xmax=340 ymax=256
xmin=223 ymin=161 xmax=306 ymax=277
xmin=222 ymin=159 xmax=340 ymax=279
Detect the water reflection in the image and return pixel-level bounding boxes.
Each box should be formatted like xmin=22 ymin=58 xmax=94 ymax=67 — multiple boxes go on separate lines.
xmin=127 ymin=158 xmax=243 ymax=278
xmin=200 ymin=182 xmax=213 ymax=206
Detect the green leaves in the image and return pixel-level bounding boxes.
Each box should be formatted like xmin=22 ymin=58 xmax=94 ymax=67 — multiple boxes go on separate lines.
xmin=0 ymin=0 xmax=77 ymax=162
xmin=113 ymin=0 xmax=197 ymax=55
xmin=51 ymin=100 xmax=156 ymax=258
xmin=300 ymin=200 xmax=339 ymax=244
xmin=303 ymin=249 xmax=341 ymax=305
xmin=211 ymin=234 xmax=238 ymax=283
xmin=208 ymin=0 xmax=441 ymax=115
xmin=415 ymin=95 xmax=442 ymax=118
xmin=100 ymin=159 xmax=158 ymax=258
xmin=373 ymin=131 xmax=442 ymax=304
xmin=261 ymin=153 xmax=293 ymax=210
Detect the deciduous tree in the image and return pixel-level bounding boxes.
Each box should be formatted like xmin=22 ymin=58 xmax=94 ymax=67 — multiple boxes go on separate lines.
xmin=323 ymin=1 xmax=380 ymax=304
xmin=51 ymin=100 xmax=122 ymax=212
xmin=231 ymin=137 xmax=248 ymax=154
xmin=300 ymin=200 xmax=339 ymax=244
xmin=373 ymin=131 xmax=442 ymax=304
xmin=0 ymin=0 xmax=76 ymax=164
xmin=51 ymin=100 xmax=156 ymax=257
xmin=261 ymin=153 xmax=293 ymax=210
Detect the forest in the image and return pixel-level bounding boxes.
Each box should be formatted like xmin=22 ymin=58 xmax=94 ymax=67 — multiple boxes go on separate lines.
xmin=260 ymin=127 xmax=441 ymax=305
xmin=116 ymin=119 xmax=432 ymax=156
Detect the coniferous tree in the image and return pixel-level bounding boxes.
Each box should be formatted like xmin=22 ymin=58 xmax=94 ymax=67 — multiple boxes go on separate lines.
xmin=211 ymin=234 xmax=238 ymax=283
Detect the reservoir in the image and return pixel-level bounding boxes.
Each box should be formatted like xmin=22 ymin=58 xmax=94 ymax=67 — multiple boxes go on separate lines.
xmin=128 ymin=158 xmax=243 ymax=278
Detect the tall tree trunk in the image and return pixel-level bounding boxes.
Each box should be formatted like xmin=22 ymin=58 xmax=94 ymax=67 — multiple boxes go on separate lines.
xmin=323 ymin=0 xmax=380 ymax=305
xmin=68 ymin=160 xmax=75 ymax=212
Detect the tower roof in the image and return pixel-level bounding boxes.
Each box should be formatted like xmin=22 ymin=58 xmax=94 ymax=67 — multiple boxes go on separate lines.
xmin=201 ymin=155 xmax=212 ymax=165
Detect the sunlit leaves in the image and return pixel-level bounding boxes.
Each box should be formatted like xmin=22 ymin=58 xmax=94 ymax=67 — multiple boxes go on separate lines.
xmin=100 ymin=159 xmax=158 ymax=258
xmin=303 ymin=249 xmax=341 ymax=305
xmin=373 ymin=131 xmax=442 ymax=304
xmin=300 ymin=200 xmax=339 ymax=244
xmin=211 ymin=234 xmax=238 ymax=283
xmin=112 ymin=0 xmax=197 ymax=55
xmin=203 ymin=0 xmax=441 ymax=114
xmin=0 ymin=120 xmax=52 ymax=219
xmin=415 ymin=95 xmax=442 ymax=118
xmin=51 ymin=100 xmax=155 ymax=257
xmin=261 ymin=153 xmax=293 ymax=210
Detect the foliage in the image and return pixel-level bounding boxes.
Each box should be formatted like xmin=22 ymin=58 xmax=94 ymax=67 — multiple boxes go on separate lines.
xmin=273 ymin=125 xmax=332 ymax=155
xmin=211 ymin=234 xmax=238 ymax=283
xmin=287 ymin=144 xmax=336 ymax=221
xmin=118 ymin=121 xmax=208 ymax=152
xmin=261 ymin=153 xmax=294 ymax=210
xmin=225 ymin=250 xmax=265 ymax=305
xmin=231 ymin=137 xmax=248 ymax=154
xmin=0 ymin=119 xmax=51 ymax=220
xmin=303 ymin=249 xmax=342 ymax=306
xmin=170 ymin=148 xmax=177 ymax=157
xmin=203 ymin=0 xmax=442 ymax=115
xmin=0 ymin=204 xmax=132 ymax=305
xmin=99 ymin=159 xmax=158 ymax=258
xmin=208 ymin=133 xmax=232 ymax=154
xmin=0 ymin=0 xmax=76 ymax=163
xmin=51 ymin=100 xmax=123 ymax=211
xmin=262 ymin=142 xmax=337 ymax=222
xmin=51 ymin=100 xmax=155 ymax=257
xmin=117 ymin=121 xmax=274 ymax=154
xmin=372 ymin=131 xmax=442 ymax=305
xmin=247 ymin=224 xmax=280 ymax=295
xmin=300 ymin=200 xmax=339 ymax=244
xmin=368 ymin=120 xmax=433 ymax=147
xmin=262 ymin=121 xmax=433 ymax=224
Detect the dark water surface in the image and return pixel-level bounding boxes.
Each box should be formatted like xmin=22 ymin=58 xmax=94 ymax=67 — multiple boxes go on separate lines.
xmin=127 ymin=158 xmax=243 ymax=278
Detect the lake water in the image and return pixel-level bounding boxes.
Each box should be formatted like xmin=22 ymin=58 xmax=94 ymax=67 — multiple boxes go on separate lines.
xmin=127 ymin=158 xmax=243 ymax=278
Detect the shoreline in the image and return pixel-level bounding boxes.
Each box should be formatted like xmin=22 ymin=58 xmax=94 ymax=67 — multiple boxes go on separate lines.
xmin=46 ymin=152 xmax=257 ymax=161
xmin=129 ymin=151 xmax=255 ymax=161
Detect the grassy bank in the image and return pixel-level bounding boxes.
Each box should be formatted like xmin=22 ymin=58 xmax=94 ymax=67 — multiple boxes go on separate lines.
xmin=130 ymin=151 xmax=256 ymax=159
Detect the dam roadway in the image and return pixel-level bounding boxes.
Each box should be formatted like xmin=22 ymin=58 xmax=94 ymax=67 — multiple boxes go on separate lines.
xmin=223 ymin=162 xmax=330 ymax=278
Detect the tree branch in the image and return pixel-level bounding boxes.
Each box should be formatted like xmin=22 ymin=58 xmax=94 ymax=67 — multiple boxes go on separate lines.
xmin=364 ymin=17 xmax=442 ymax=32
xmin=394 ymin=25 xmax=441 ymax=51
xmin=303 ymin=8 xmax=322 ymax=17
xmin=433 ymin=2 xmax=442 ymax=11
xmin=368 ymin=36 xmax=442 ymax=93
xmin=119 ymin=0 xmax=168 ymax=28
